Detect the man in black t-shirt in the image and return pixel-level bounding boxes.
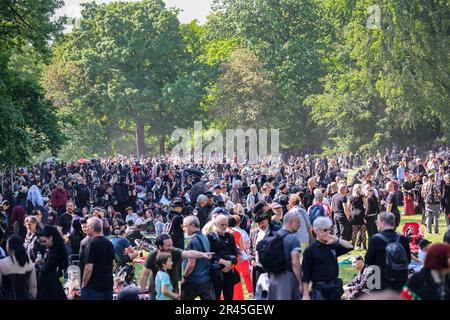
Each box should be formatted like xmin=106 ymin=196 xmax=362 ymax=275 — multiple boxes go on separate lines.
xmin=57 ymin=201 xmax=74 ymax=236
xmin=331 ymin=184 xmax=351 ymax=241
xmin=81 ymin=217 xmax=114 ymax=300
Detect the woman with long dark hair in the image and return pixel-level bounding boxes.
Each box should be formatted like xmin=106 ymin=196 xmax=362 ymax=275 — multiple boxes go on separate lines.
xmin=0 ymin=235 xmax=37 ymax=299
xmin=68 ymin=219 xmax=85 ymax=255
xmin=36 ymin=225 xmax=68 ymax=300
xmin=24 ymin=216 xmax=44 ymax=263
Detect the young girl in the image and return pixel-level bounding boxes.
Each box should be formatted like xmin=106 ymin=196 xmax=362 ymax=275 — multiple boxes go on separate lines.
xmin=155 ymin=252 xmax=179 ymax=300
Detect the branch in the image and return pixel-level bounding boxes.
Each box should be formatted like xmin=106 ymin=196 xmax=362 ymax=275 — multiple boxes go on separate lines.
xmin=6 ymin=0 xmax=38 ymax=32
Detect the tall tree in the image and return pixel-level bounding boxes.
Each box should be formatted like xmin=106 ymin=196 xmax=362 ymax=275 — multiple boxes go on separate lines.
xmin=307 ymin=0 xmax=450 ymax=153
xmin=0 ymin=0 xmax=66 ymax=169
xmin=208 ymin=0 xmax=328 ymax=152
xmin=49 ymin=0 xmax=205 ymax=157
xmin=209 ymin=47 xmax=280 ymax=129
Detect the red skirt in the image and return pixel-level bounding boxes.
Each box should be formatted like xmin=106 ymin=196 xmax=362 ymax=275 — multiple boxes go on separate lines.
xmin=403 ymin=193 xmax=415 ymax=216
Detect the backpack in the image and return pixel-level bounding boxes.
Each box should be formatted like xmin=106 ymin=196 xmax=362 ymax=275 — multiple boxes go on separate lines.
xmin=308 ymin=203 xmax=326 ymax=225
xmin=375 ymin=233 xmax=409 ymax=281
xmin=256 ymin=230 xmax=290 ymax=273
xmin=425 ymin=183 xmax=436 ymax=205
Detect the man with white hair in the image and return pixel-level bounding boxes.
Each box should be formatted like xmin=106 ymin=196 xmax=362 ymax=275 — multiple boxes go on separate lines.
xmin=302 ymin=217 xmax=353 ymax=300
xmin=267 ymin=211 xmax=303 ymax=300
xmin=207 ymin=214 xmax=239 ymax=300
xmin=193 ymin=194 xmax=210 ymax=229
xmin=81 ymin=217 xmax=115 ymax=300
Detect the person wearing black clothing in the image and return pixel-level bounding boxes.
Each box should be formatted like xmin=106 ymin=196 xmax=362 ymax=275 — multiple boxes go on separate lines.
xmin=273 ymin=184 xmax=290 ymax=214
xmin=348 ymin=185 xmax=367 ymax=250
xmin=69 ymin=219 xmax=85 ymax=255
xmin=364 ymin=188 xmax=380 ymax=240
xmin=36 ymin=225 xmax=69 ymax=300
xmin=23 ymin=216 xmax=44 ymax=263
xmin=302 ymin=217 xmax=353 ymax=300
xmin=413 ymin=159 xmax=427 ymax=176
xmin=207 ymin=214 xmax=238 ymax=301
xmin=365 ymin=212 xmax=411 ymax=292
xmin=57 ymin=201 xmax=75 ymax=236
xmin=441 ymin=174 xmax=450 ymax=226
xmin=331 ymin=184 xmax=351 ymax=241
xmin=193 ymin=195 xmax=210 ymax=229
xmin=385 ymin=182 xmax=400 ymax=228
xmin=303 ymin=178 xmax=316 ymax=210
xmin=113 ymin=177 xmax=130 ymax=219
xmin=0 ymin=235 xmax=37 ymax=300
xmin=400 ymin=243 xmax=450 ymax=300
xmin=74 ymin=179 xmax=90 ymax=210
xmin=204 ymin=192 xmax=215 ymax=216
xmin=81 ymin=217 xmax=114 ymax=300
xmin=167 ymin=199 xmax=185 ymax=250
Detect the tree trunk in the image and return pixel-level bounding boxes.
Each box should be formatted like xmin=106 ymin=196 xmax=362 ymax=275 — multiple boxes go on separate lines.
xmin=159 ymin=135 xmax=165 ymax=156
xmin=135 ymin=120 xmax=146 ymax=159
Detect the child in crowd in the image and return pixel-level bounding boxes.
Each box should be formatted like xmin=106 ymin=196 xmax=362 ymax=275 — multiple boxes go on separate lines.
xmin=155 ymin=252 xmax=179 ymax=300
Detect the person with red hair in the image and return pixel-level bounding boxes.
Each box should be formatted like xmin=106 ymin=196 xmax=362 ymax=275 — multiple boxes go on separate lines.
xmin=400 ymin=243 xmax=450 ymax=300
xmin=9 ymin=206 xmax=27 ymax=241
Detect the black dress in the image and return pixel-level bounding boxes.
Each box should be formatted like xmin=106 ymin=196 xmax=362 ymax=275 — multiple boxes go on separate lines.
xmin=36 ymin=247 xmax=67 ymax=300
xmin=0 ymin=273 xmax=32 ymax=300
xmin=350 ymin=196 xmax=365 ymax=226
xmin=441 ymin=183 xmax=450 ymax=214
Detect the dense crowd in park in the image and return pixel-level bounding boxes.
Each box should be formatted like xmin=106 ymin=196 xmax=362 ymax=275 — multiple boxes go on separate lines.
xmin=0 ymin=144 xmax=450 ymax=300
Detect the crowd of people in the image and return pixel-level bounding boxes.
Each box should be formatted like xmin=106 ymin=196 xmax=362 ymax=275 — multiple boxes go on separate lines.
xmin=0 ymin=144 xmax=450 ymax=300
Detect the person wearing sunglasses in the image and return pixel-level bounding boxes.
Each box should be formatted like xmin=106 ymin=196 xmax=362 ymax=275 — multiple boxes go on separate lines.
xmin=302 ymin=216 xmax=353 ymax=300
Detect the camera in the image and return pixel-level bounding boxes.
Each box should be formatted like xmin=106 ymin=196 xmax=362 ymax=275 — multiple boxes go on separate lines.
xmin=224 ymin=255 xmax=237 ymax=265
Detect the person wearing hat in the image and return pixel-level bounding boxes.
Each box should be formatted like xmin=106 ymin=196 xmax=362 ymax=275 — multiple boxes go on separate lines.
xmin=204 ymin=191 xmax=215 ymax=216
xmin=166 ymin=199 xmax=185 ymax=250
xmin=248 ymin=210 xmax=276 ymax=294
xmin=343 ymin=255 xmax=372 ymax=300
xmin=270 ymin=202 xmax=283 ymax=231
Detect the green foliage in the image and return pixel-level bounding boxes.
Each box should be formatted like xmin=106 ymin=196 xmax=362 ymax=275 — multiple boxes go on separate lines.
xmin=0 ymin=0 xmax=66 ymax=169
xmin=307 ymin=0 xmax=450 ymax=153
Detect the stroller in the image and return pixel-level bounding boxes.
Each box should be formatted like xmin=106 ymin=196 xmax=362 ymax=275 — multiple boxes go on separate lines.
xmin=402 ymin=222 xmax=424 ymax=254
xmin=64 ymin=254 xmax=81 ymax=299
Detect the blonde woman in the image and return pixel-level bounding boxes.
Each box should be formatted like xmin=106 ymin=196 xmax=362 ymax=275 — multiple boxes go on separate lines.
xmin=348 ymin=184 xmax=367 ymax=250
xmin=202 ymin=213 xmax=218 ymax=235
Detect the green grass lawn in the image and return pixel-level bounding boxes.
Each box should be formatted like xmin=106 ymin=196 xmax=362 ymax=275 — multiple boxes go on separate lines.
xmin=338 ymin=168 xmax=448 ymax=284
xmin=129 ymin=168 xmax=449 ymax=299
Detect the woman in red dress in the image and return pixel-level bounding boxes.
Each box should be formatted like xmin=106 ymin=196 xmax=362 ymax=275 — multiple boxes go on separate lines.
xmin=402 ymin=172 xmax=415 ymax=216
xmin=227 ymin=217 xmax=246 ymax=300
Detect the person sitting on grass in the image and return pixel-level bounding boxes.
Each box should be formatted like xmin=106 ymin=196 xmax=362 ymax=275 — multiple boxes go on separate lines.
xmin=343 ymin=255 xmax=372 ymax=300
xmin=155 ymin=252 xmax=180 ymax=300
xmin=409 ymin=239 xmax=432 ymax=273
